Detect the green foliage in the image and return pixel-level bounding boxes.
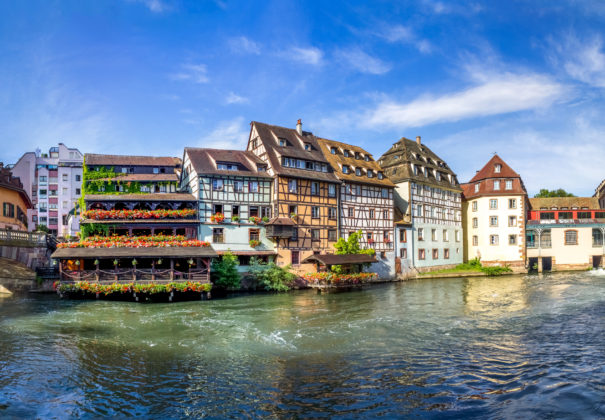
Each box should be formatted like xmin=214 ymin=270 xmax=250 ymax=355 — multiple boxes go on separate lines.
xmin=421 ymin=258 xmax=512 ymax=276
xmin=534 ymin=188 xmax=575 ymax=198
xmin=80 ymin=223 xmax=112 ymax=238
xmin=332 ymin=230 xmax=375 ymax=273
xmin=480 ymin=266 xmax=512 ymax=276
xmin=211 ymin=251 xmax=241 ymax=290
xmin=248 ymin=257 xmax=295 ymax=292
xmin=35 ymin=224 xmax=49 ymax=233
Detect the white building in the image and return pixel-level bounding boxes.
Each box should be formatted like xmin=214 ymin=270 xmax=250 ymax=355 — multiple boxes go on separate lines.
xmin=11 ymin=143 xmax=83 ymax=237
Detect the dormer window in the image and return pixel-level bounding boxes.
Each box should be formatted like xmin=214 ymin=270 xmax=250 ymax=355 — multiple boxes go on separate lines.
xmin=355 ymin=152 xmax=360 ymax=159
xmin=495 ymin=164 xmax=502 ymax=173
xmin=304 ymin=143 xmax=311 ymax=151
xmin=436 ymin=172 xmax=441 ymax=181
xmin=424 ymin=168 xmax=429 ymax=177
xmin=364 ymin=155 xmax=370 ymax=162
xmin=355 ymin=167 xmax=361 ymax=176
xmin=344 ymin=150 xmax=350 ymax=157
xmin=494 ymin=180 xmax=500 ymax=190
xmin=342 ymin=165 xmax=350 ymax=174
xmin=330 ymin=147 xmax=337 ymax=154
xmin=367 ymin=170 xmax=374 ymax=178
xmin=279 ymin=138 xmax=287 ymax=147
xmin=257 ymin=164 xmax=267 ymax=172
xmin=413 ymin=165 xmax=419 ymax=176
xmin=378 ymin=172 xmax=384 ymax=180
xmin=474 ymin=183 xmax=480 ymax=192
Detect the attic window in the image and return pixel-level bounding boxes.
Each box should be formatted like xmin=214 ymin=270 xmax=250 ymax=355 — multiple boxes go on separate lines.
xmin=279 ymin=138 xmax=287 ymax=147
xmin=355 ymin=167 xmax=361 ymax=176
xmin=367 ymin=170 xmax=374 ymax=178
xmin=355 ymin=152 xmax=360 ymax=159
xmin=475 ymin=183 xmax=480 ymax=193
xmin=495 ymin=164 xmax=502 ymax=173
xmin=364 ymin=155 xmax=370 ymax=162
xmin=344 ymin=150 xmax=350 ymax=157
xmin=342 ymin=165 xmax=350 ymax=174
xmin=378 ymin=172 xmax=384 ymax=180
xmin=304 ymin=143 xmax=311 ymax=151
xmin=436 ymin=172 xmax=441 ymax=181
xmin=217 ymin=163 xmax=239 ymax=171
xmin=330 ymin=147 xmax=337 ymax=154
xmin=257 ymin=164 xmax=267 ymax=172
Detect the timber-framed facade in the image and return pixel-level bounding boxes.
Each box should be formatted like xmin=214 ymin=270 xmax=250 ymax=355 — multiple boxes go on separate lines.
xmin=247 ymin=120 xmax=340 ymax=272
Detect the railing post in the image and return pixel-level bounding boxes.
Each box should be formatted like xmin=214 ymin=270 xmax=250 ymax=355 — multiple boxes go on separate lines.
xmin=170 ymin=259 xmax=174 ymax=281
xmin=95 ymin=261 xmax=100 ymax=282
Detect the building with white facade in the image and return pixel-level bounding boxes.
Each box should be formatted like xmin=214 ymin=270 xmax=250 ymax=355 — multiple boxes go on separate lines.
xmin=461 ymin=155 xmax=528 ymax=272
xmin=379 ymin=136 xmax=463 ymax=272
xmin=11 ymin=143 xmax=83 ymax=237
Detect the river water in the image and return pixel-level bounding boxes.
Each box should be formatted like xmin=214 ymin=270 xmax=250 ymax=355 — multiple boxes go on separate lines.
xmin=1 ymin=271 xmax=604 ymax=419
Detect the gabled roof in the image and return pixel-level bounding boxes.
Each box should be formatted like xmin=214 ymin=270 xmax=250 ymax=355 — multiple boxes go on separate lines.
xmin=85 ymin=154 xmax=181 ymax=167
xmin=249 ymin=121 xmax=340 ymax=183
xmin=378 ymin=137 xmax=461 ymax=191
xmin=469 ymin=155 xmax=520 ymax=182
xmin=529 ymin=197 xmax=600 ymax=210
xmin=316 ymin=138 xmax=395 ymax=188
xmin=184 ymin=148 xmax=272 ymax=178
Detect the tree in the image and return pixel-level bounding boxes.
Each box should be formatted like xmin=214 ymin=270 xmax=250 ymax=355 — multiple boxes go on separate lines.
xmin=534 ymin=189 xmax=575 ymax=198
xmin=211 ymin=251 xmax=240 ymax=290
xmin=35 ymin=224 xmax=50 ymax=233
xmin=248 ymin=257 xmax=295 ymax=292
xmin=332 ymin=230 xmax=375 ymax=273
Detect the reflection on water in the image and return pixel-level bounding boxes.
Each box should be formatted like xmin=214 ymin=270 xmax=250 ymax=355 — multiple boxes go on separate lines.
xmin=1 ymin=272 xmax=605 ymax=418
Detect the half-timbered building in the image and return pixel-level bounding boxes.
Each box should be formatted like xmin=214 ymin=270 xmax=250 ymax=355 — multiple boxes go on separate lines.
xmin=180 ymin=148 xmax=275 ymax=271
xmin=247 ymin=120 xmax=340 ymax=272
xmin=316 ymin=137 xmax=396 ymax=277
xmin=379 ymin=136 xmax=463 ymax=272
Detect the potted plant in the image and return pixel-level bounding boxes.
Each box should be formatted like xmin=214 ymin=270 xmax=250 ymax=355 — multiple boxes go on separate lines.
xmin=232 ymin=215 xmax=240 ymax=223
xmin=210 ymin=213 xmax=225 ymax=223
xmin=261 ymin=216 xmax=270 ymax=223
xmin=249 ymin=216 xmax=261 ymax=225
xmin=113 ymin=259 xmax=119 ymax=266
xmin=249 ymin=239 xmax=261 ymax=248
xmin=290 ymin=212 xmax=297 ymax=220
xmin=132 ymin=258 xmax=138 ymax=266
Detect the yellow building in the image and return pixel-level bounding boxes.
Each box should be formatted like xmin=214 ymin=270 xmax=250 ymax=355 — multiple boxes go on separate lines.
xmin=461 ymin=155 xmax=528 ymax=271
xmin=0 ymin=163 xmax=32 ymax=231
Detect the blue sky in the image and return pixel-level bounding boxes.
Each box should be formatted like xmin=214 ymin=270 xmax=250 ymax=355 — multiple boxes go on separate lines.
xmin=1 ymin=0 xmax=604 ymax=196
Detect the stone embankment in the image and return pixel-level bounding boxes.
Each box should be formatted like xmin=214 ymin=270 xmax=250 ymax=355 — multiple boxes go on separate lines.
xmin=0 ymin=257 xmax=38 ymax=294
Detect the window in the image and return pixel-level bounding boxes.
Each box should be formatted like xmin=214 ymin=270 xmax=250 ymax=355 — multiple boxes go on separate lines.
xmin=329 ymin=207 xmax=337 ymax=219
xmin=153 ymin=167 xmax=159 ymax=174
xmin=495 ymin=164 xmax=501 ymax=173
xmin=342 ymin=165 xmax=349 ymax=174
xmin=593 ymin=228 xmax=603 ymax=246
xmin=306 ymin=161 xmax=314 ymax=170
xmin=443 ymin=230 xmax=449 ymax=241
xmin=3 ymin=203 xmax=15 ymax=218
xmin=399 ymin=229 xmax=406 ymax=243
xmin=304 ymin=143 xmax=311 ymax=151
xmin=367 ymin=170 xmax=373 ymax=178
xmin=489 ymin=199 xmax=498 ymax=209
xmin=383 ymin=210 xmax=388 ymax=219
xmin=378 ymin=172 xmax=384 ymax=180
xmin=249 ymin=228 xmax=260 ymax=242
xmin=213 ymin=204 xmax=223 ymax=214
xmin=257 ymin=164 xmax=266 ymax=172
xmin=505 ymin=180 xmax=512 ymax=190
xmin=578 ymin=211 xmax=591 ymax=219
xmin=312 ymin=206 xmax=320 ymax=218
xmin=418 ymin=228 xmax=424 ymax=241
xmin=291 ymin=250 xmax=300 ymax=265
xmin=311 ymin=182 xmax=319 ymax=196
xmin=508 ymin=216 xmax=517 ymax=227
xmin=509 ymin=235 xmax=517 ymax=245
xmin=39 ymin=176 xmax=47 ymax=183
xmin=75 ymin=188 xmax=81 ymax=195
xmin=249 ymin=181 xmax=259 ymax=193
xmin=261 ymin=206 xmax=271 ymax=219
xmin=232 ymin=205 xmax=239 ymax=216
xmin=431 ymin=229 xmax=437 ymax=241
xmin=595 ymin=212 xmax=605 ymax=218
xmin=288 ymin=179 xmax=297 ymax=193
xmin=311 ymin=229 xmax=320 ymax=241
xmin=289 ymin=205 xmax=297 ymax=215
xmin=355 ymin=152 xmax=360 ymax=159
xmin=565 ymin=230 xmax=578 ymax=245
xmin=62 ymin=174 xmax=68 ymax=181
xmin=559 ymin=212 xmax=573 ymax=220
xmin=279 ymin=138 xmax=287 ymax=147
xmin=328 ymin=229 xmax=337 ymax=241
xmin=344 ymin=150 xmax=350 ymax=157
xmin=455 ymin=231 xmax=460 ymax=242
xmin=490 ymin=216 xmax=498 ymax=226
xmin=330 ymin=147 xmax=336 ymax=154
xmin=540 ymin=212 xmax=555 ymax=220
xmin=490 ymin=235 xmax=499 ymax=245
xmin=328 ymin=184 xmax=336 ymax=197
xmin=418 ymin=249 xmax=425 ymax=260
xmin=444 ymin=249 xmax=450 ymax=259
xmin=212 ymin=179 xmax=224 ymax=191
xmin=383 ymin=231 xmax=389 ymax=242
xmin=234 ymin=181 xmax=244 ymax=192
xmin=348 ymin=207 xmax=354 ymax=217
xmin=249 ymin=206 xmax=259 ymax=217
xmin=368 ymin=209 xmax=374 ymax=219
xmin=291 ymin=227 xmax=298 ymax=241
xmin=400 ymin=248 xmax=407 ymax=259
xmin=355 ymin=168 xmax=361 ymax=176
xmin=472 ymin=201 xmax=478 ymax=211
xmin=432 ymin=249 xmax=439 ymax=259
xmin=381 ymin=188 xmax=388 ymax=198
xmin=475 ymin=183 xmax=480 ymax=193
xmin=472 ymin=217 xmax=478 ymax=228
xmin=213 ymin=228 xmax=224 ymax=243
xmin=509 ymin=199 xmax=516 ymax=209
xmin=365 ymin=155 xmax=370 ymax=162
xmin=493 ymin=180 xmax=500 ymax=190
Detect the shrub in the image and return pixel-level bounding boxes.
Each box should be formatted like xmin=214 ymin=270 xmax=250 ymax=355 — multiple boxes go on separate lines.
xmin=249 ymin=257 xmax=294 ymax=292
xmin=481 ymin=266 xmax=512 ymax=276
xmin=211 ymin=251 xmax=240 ymax=290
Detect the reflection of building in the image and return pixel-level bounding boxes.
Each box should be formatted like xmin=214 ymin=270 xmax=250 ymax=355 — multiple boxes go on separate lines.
xmin=462 ymin=276 xmax=528 ymax=315
xmin=11 ymin=143 xmax=83 ymax=236
xmin=461 ymin=155 xmax=528 ymax=272
xmin=316 ymin=137 xmax=395 ymax=278
xmin=378 ymin=136 xmax=462 ymax=272
xmin=526 ymin=197 xmax=605 ymax=271
xmin=0 ymin=163 xmax=32 ymax=231
xmin=247 ymin=120 xmax=340 ymax=273
xmin=180 ymin=148 xmax=275 ymax=272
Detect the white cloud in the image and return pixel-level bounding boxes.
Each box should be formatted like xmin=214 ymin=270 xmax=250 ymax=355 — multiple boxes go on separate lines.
xmin=380 ymin=25 xmax=432 ymax=53
xmin=197 ymin=117 xmax=249 ymax=149
xmin=225 ymin=92 xmax=249 ymax=104
xmin=129 ymin=0 xmax=168 ymax=13
xmin=561 ymin=36 xmax=605 ymax=87
xmin=282 ymin=46 xmax=324 ymax=65
xmin=364 ymin=72 xmax=565 ymax=128
xmin=228 ymin=36 xmax=261 ymax=55
xmin=336 ymin=48 xmax=391 ymax=75
xmin=170 ymin=64 xmax=209 ymax=84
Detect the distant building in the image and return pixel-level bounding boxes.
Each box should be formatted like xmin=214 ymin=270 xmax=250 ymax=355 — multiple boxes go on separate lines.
xmin=526 ymin=197 xmax=605 ymax=271
xmin=461 ymin=155 xmax=528 ymax=271
xmin=316 ymin=137 xmax=396 ymax=278
xmin=594 ymin=179 xmax=605 ymax=209
xmin=0 ymin=163 xmax=32 ymax=231
xmin=11 ymin=143 xmax=83 ymax=237
xmin=379 ymin=136 xmax=463 ymax=272
xmin=247 ymin=120 xmax=340 ymax=273
xmin=180 ymin=148 xmax=275 ymax=272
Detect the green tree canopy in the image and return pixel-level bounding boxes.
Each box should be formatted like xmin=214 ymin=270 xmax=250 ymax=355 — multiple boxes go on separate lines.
xmin=533 ymin=189 xmax=575 ymax=198
xmin=211 ymin=251 xmax=240 ymax=290
xmin=333 ymin=230 xmax=375 ymax=256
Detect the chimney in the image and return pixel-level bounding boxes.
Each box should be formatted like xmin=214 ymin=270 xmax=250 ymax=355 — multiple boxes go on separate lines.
xmin=416 ymin=136 xmax=421 ymax=145
xmin=296 ymin=119 xmax=302 ymax=135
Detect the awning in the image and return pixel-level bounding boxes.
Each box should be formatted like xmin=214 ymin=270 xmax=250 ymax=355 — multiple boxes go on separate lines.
xmin=301 ymin=253 xmax=377 ymax=265
xmin=52 ymin=247 xmax=217 ymax=259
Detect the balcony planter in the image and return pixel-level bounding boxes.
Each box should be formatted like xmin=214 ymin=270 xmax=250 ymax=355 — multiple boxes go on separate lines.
xmin=249 ymin=239 xmax=261 ymax=248
xmin=249 ymin=216 xmax=261 ymax=225
xmin=262 ymin=216 xmax=270 ymax=223
xmin=232 ymin=215 xmax=240 ymax=223
xmin=210 ymin=213 xmax=225 ymax=223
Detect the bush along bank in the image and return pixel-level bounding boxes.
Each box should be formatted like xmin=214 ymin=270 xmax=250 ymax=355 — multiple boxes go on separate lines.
xmin=419 ymin=258 xmax=513 ymax=277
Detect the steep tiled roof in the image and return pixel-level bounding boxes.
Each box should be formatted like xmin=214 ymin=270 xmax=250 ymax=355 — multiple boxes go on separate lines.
xmin=469 ymin=155 xmax=520 ymax=182
xmin=529 ymin=197 xmax=600 ymax=210
xmin=86 ymin=154 xmax=181 ymax=167
xmin=250 ymin=121 xmax=340 ymax=183
xmin=462 ymin=155 xmax=527 ymax=199
xmin=184 ymin=148 xmax=272 ymax=178
xmin=378 ymin=137 xmax=461 ymax=191
xmin=316 ymin=138 xmax=395 ymax=188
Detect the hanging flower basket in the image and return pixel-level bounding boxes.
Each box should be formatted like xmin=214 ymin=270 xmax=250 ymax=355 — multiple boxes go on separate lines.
xmin=132 ymin=259 xmax=138 ymax=266
xmin=94 ymin=259 xmax=99 ymax=266
xmin=113 ymin=259 xmax=118 ymax=266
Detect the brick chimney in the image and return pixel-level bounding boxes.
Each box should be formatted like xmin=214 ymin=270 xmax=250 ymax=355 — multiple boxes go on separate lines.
xmin=296 ymin=119 xmax=302 ymax=135
xmin=416 ymin=136 xmax=421 ymax=145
